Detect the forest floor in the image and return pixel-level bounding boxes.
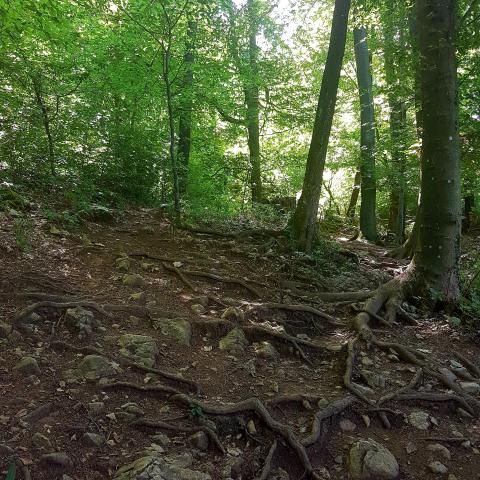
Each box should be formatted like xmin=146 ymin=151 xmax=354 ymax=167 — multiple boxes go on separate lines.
xmin=1 ymin=205 xmax=480 ymax=480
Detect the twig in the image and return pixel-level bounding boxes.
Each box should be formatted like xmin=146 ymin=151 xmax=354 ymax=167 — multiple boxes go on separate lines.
xmin=257 ymin=439 xmax=277 ymax=480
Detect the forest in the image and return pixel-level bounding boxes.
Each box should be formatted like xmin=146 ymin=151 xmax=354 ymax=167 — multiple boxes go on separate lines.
xmin=1 ymin=0 xmax=480 ymax=479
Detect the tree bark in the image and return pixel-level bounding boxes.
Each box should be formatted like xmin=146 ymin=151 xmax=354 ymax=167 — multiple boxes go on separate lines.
xmin=291 ymin=0 xmax=351 ymax=251
xmin=354 ymin=27 xmax=377 ymax=242
xmin=346 ymin=171 xmax=361 ymax=217
xmin=177 ymin=18 xmax=196 ymax=196
xmin=412 ymin=0 xmax=460 ymax=301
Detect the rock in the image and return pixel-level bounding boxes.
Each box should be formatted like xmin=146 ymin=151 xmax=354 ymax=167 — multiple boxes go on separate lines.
xmin=253 ymin=341 xmax=279 ymax=360
xmin=155 ymin=319 xmax=191 ymax=346
xmin=77 ymin=355 xmax=120 ymax=381
xmin=62 ymin=475 xmax=74 ymax=480
xmin=83 ymin=432 xmax=105 ymax=447
xmin=428 ymin=461 xmax=448 ymax=474
xmin=114 ymin=452 xmax=211 ymax=480
xmin=87 ymin=402 xmax=105 ymax=414
xmin=189 ymin=431 xmax=209 ymax=451
xmin=191 ymin=296 xmax=209 ymax=307
xmin=118 ymin=334 xmax=159 ymax=367
xmin=122 ymin=274 xmax=146 ymax=287
xmin=351 ymin=382 xmax=376 ymax=397
xmin=32 ymin=432 xmax=52 ymax=450
xmin=219 ymin=328 xmax=248 ymax=353
xmin=362 ymin=415 xmax=371 ymax=428
xmin=65 ymin=306 xmax=98 ymax=338
xmin=408 ymin=410 xmax=431 ymax=430
xmin=14 ymin=356 xmax=40 ymax=375
xmin=427 ymin=443 xmax=451 ymax=460
xmin=247 ymin=420 xmax=257 ymax=434
xmin=459 ymin=381 xmax=480 ymax=394
xmin=122 ymin=402 xmax=145 ymax=416
xmin=116 ymin=256 xmax=131 ymax=272
xmin=361 ymin=357 xmax=374 ymax=367
xmin=151 ymin=433 xmax=171 ymax=446
xmin=130 ymin=292 xmax=146 ymax=303
xmin=0 ymin=322 xmax=12 ymax=338
xmin=405 ymin=442 xmax=417 ymax=454
xmin=269 ymin=468 xmax=290 ymax=480
xmin=447 ymin=475 xmax=458 ymax=480
xmin=40 ymin=452 xmax=73 ymax=468
xmin=221 ymin=307 xmax=244 ymax=322
xmin=191 ymin=304 xmax=206 ymax=314
xmin=339 ymin=419 xmax=357 ymax=432
xmin=361 ymin=370 xmax=386 ymax=389
xmin=438 ymin=367 xmax=457 ymax=383
xmin=349 ymin=438 xmax=399 ymax=479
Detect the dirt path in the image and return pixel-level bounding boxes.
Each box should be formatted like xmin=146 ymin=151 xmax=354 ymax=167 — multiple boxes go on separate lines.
xmin=1 ymin=208 xmax=480 ymax=480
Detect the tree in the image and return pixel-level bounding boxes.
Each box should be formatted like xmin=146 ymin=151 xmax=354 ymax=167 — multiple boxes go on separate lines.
xmin=353 ymin=26 xmax=377 ymax=241
xmin=291 ymin=0 xmax=352 ymax=252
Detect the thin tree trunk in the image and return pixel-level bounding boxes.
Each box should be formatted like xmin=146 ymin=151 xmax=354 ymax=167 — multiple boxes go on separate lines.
xmin=354 ymin=27 xmax=377 ymax=242
xmin=346 ymin=171 xmax=361 ymax=217
xmin=32 ymin=76 xmax=55 ymax=176
xmin=177 ymin=18 xmax=196 ymax=196
xmin=245 ymin=0 xmax=262 ymax=202
xmin=291 ymin=0 xmax=351 ymax=251
xmin=412 ymin=0 xmax=460 ymax=301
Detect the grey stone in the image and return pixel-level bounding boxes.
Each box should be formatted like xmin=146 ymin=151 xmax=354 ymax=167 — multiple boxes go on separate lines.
xmin=62 ymin=476 xmax=74 ymax=480
xmin=14 ymin=356 xmax=40 ymax=375
xmin=40 ymin=452 xmax=73 ymax=468
xmin=77 ymin=355 xmax=120 ymax=381
xmin=427 ymin=443 xmax=451 ymax=460
xmin=32 ymin=432 xmax=52 ymax=450
xmin=122 ymin=402 xmax=145 ymax=416
xmin=221 ymin=307 xmax=244 ymax=322
xmin=118 ymin=334 xmax=159 ymax=367
xmin=116 ymin=256 xmax=131 ymax=272
xmin=439 ymin=367 xmax=457 ymax=383
xmin=122 ymin=274 xmax=146 ymax=287
xmin=361 ymin=370 xmax=386 ymax=389
xmin=154 ymin=319 xmax=191 ymax=346
xmin=349 ymin=438 xmax=399 ymax=479
xmin=151 ymin=433 xmax=171 ymax=446
xmin=269 ymin=468 xmax=290 ymax=480
xmin=114 ymin=452 xmax=211 ymax=480
xmin=428 ymin=461 xmax=448 ymax=474
xmin=253 ymin=341 xmax=279 ymax=360
xmin=87 ymin=402 xmax=105 ymax=414
xmin=189 ymin=431 xmax=209 ymax=451
xmin=339 ymin=419 xmax=357 ymax=432
xmin=0 ymin=322 xmax=12 ymax=338
xmin=405 ymin=442 xmax=417 ymax=454
xmin=460 ymin=381 xmax=480 ymax=394
xmin=191 ymin=296 xmax=209 ymax=307
xmin=191 ymin=304 xmax=206 ymax=315
xmin=408 ymin=410 xmax=431 ymax=430
xmin=247 ymin=420 xmax=257 ymax=434
xmin=65 ymin=306 xmax=98 ymax=339
xmin=219 ymin=328 xmax=248 ymax=353
xmin=82 ymin=432 xmax=105 ymax=447
xmin=351 ymin=382 xmax=376 ymax=397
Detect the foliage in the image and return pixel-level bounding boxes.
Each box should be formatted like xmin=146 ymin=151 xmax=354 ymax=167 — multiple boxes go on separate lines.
xmin=5 ymin=460 xmax=16 ymax=480
xmin=13 ymin=217 xmax=33 ymax=252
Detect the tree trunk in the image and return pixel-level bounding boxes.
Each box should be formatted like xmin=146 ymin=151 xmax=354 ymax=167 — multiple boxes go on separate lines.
xmin=354 ymin=27 xmax=377 ymax=242
xmin=177 ymin=18 xmax=196 ymax=196
xmin=346 ymin=171 xmax=361 ymax=217
xmin=412 ymin=0 xmax=460 ymax=301
xmin=245 ymin=0 xmax=262 ymax=202
xmin=291 ymin=0 xmax=351 ymax=251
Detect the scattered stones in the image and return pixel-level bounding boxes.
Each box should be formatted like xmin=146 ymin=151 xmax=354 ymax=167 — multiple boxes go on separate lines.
xmin=428 ymin=461 xmax=448 ymax=474
xmin=339 ymin=419 xmax=357 ymax=432
xmin=253 ymin=341 xmax=279 ymax=360
xmin=130 ymin=292 xmax=146 ymax=303
xmin=408 ymin=410 xmax=431 ymax=430
xmin=189 ymin=431 xmax=209 ymax=451
xmin=219 ymin=328 xmax=248 ymax=353
xmin=0 ymin=321 xmax=12 ymax=338
xmin=405 ymin=442 xmax=417 ymax=454
xmin=247 ymin=420 xmax=257 ymax=434
xmin=360 ymin=370 xmax=386 ymax=389
xmin=459 ymin=381 xmax=480 ymax=394
xmin=438 ymin=368 xmax=457 ymax=383
xmin=447 ymin=475 xmax=458 ymax=480
xmin=269 ymin=468 xmax=290 ymax=480
xmin=82 ymin=432 xmax=105 ymax=447
xmin=115 ymin=256 xmax=131 ymax=272
xmin=114 ymin=452 xmax=211 ymax=480
xmin=221 ymin=306 xmax=244 ymax=322
xmin=362 ymin=415 xmax=371 ymax=428
xmin=427 ymin=443 xmax=451 ymax=460
xmin=351 ymin=382 xmax=376 ymax=397
xmin=118 ymin=334 xmax=159 ymax=367
xmin=40 ymin=452 xmax=73 ymax=468
xmin=122 ymin=274 xmax=146 ymax=287
xmin=191 ymin=296 xmax=209 ymax=307
xmin=151 ymin=433 xmax=171 ymax=446
xmin=87 ymin=402 xmax=105 ymax=414
xmin=191 ymin=304 xmax=206 ymax=314
xmin=65 ymin=306 xmax=98 ymax=338
xmin=77 ymin=355 xmax=120 ymax=381
xmin=14 ymin=356 xmax=40 ymax=376
xmin=32 ymin=432 xmax=52 ymax=450
xmin=121 ymin=402 xmax=145 ymax=416
xmin=349 ymin=438 xmax=399 ymax=479
xmin=155 ymin=318 xmax=192 ymax=346
xmin=361 ymin=357 xmax=374 ymax=367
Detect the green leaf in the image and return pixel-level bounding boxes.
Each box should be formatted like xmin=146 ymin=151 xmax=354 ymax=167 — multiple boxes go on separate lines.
xmin=6 ymin=461 xmax=16 ymax=480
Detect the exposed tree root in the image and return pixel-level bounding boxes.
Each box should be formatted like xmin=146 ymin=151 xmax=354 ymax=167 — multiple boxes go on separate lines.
xmin=378 ymin=368 xmax=423 ymax=406
xmin=170 ymin=394 xmax=321 ymax=479
xmin=102 ymin=381 xmax=182 ymax=396
xmin=257 ymin=439 xmax=277 ymax=480
xmin=132 ymin=418 xmax=225 ymax=453
xmin=315 ymin=291 xmax=374 ymax=303
xmin=453 ymin=352 xmax=480 ymax=379
xmin=50 ymin=341 xmax=200 ymax=394
xmin=267 ymin=394 xmax=324 ymax=408
xmin=251 ymin=302 xmax=343 ymax=326
xmin=23 ymin=402 xmax=58 ymax=424
xmin=302 ymin=395 xmax=358 ymax=446
xmin=395 ymin=392 xmax=473 ymax=414
xmin=162 ymin=262 xmax=198 ymax=292
xmin=343 ymin=339 xmax=374 ymax=405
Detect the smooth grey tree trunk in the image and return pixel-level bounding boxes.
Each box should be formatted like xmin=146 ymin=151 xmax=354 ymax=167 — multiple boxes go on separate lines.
xmin=291 ymin=0 xmax=351 ymax=252
xmin=353 ymin=27 xmax=377 ymax=242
